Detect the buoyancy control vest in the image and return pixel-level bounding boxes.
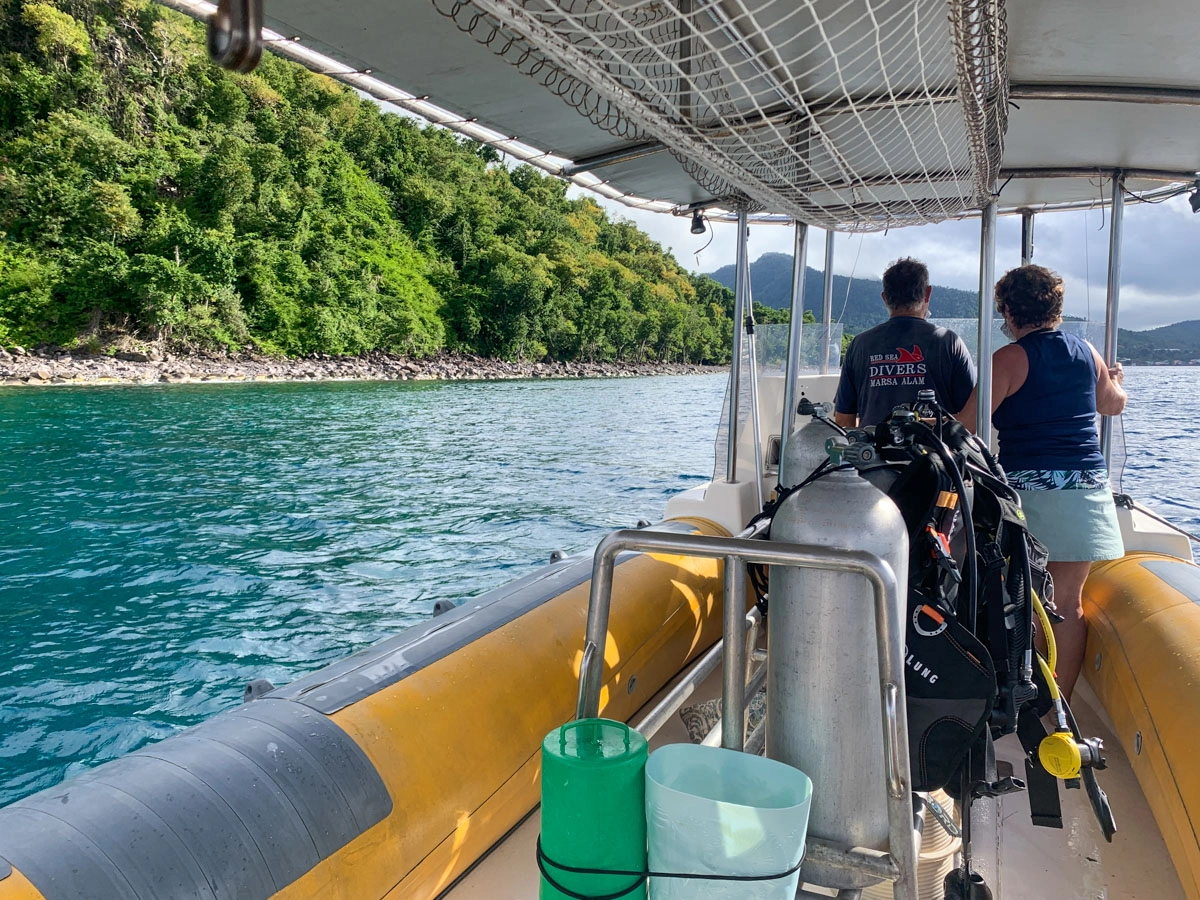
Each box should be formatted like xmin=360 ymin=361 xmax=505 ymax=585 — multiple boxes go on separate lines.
xmin=858 ymin=411 xmax=1037 ymax=793
xmin=752 ymin=399 xmax=1117 ymax=873
xmin=862 ymin=406 xmax=1116 ymax=851
xmin=754 ymin=403 xmax=1050 ymax=794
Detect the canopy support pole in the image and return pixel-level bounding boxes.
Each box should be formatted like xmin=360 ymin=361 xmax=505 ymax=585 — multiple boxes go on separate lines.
xmin=1021 ymin=211 xmax=1035 ymax=264
xmin=780 ymin=222 xmax=809 ymax=459
xmin=976 ymin=201 xmax=998 ymax=443
xmin=727 ymin=209 xmax=749 ymax=483
xmin=744 ymin=267 xmax=765 ymax=512
xmin=821 ymin=231 xmax=836 ymax=374
xmin=1101 ymin=172 xmax=1125 ymax=467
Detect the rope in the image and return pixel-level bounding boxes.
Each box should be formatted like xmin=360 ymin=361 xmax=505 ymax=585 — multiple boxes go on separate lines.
xmin=535 ymin=837 xmax=805 ymax=900
xmin=433 ymin=0 xmax=1009 ymax=231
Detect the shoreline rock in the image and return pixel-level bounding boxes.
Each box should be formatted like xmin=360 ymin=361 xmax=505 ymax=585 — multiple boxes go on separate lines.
xmin=0 ymin=347 xmax=727 ymax=387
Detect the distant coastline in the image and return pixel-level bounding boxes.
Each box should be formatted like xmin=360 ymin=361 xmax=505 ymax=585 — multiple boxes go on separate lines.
xmin=1121 ymin=359 xmax=1200 ymax=367
xmin=0 ymin=346 xmax=723 ymax=387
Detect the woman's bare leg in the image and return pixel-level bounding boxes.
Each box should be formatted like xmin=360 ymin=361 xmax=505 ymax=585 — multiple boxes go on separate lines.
xmin=1046 ymin=560 xmax=1093 ymax=702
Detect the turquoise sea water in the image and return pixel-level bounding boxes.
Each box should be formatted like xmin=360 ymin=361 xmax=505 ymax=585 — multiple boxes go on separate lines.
xmin=0 ymin=375 xmax=727 ymax=804
xmin=0 ymin=367 xmax=1195 ymax=805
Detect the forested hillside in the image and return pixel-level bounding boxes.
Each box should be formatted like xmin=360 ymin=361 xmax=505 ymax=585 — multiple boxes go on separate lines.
xmin=0 ymin=0 xmax=735 ymax=362
xmin=708 ymin=252 xmax=981 ymax=335
xmin=1115 ymin=320 xmax=1200 ymax=364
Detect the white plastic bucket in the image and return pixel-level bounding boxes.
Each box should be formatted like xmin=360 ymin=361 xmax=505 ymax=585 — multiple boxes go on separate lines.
xmin=645 ymin=744 xmax=812 ymax=900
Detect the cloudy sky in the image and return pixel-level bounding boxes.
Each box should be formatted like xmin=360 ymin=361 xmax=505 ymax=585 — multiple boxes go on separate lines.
xmin=373 ymin=93 xmax=1198 ymax=332
xmin=581 ymin=191 xmax=1199 ymax=332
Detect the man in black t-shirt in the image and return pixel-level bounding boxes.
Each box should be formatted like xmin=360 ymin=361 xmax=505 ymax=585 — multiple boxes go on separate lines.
xmin=833 ymin=258 xmax=976 ymax=428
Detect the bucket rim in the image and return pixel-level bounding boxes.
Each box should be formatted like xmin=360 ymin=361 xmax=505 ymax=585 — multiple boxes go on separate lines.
xmin=543 ymin=717 xmax=649 ymax=760
xmin=645 ymin=744 xmax=813 ymax=810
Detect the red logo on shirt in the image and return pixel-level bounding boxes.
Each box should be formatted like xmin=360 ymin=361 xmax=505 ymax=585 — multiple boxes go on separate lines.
xmin=868 ymin=344 xmax=927 ymax=384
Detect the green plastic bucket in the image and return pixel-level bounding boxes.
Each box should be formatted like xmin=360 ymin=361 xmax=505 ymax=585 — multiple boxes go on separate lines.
xmin=645 ymin=744 xmax=812 ymax=900
xmin=540 ymin=718 xmax=648 ymax=900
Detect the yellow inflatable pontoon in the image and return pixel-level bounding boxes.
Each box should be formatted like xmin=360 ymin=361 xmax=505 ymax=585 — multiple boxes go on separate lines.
xmin=1086 ymin=551 xmax=1200 ymax=899
xmin=0 ymin=519 xmax=728 ymax=900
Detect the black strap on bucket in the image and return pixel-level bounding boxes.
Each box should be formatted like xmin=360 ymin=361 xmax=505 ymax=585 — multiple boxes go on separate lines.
xmin=535 ymin=837 xmax=805 ymax=900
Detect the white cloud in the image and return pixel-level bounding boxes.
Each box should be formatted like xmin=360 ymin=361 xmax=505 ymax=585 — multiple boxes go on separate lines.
xmin=582 ymin=190 xmax=1200 ymax=330
xmin=373 ymin=84 xmax=1200 ymax=330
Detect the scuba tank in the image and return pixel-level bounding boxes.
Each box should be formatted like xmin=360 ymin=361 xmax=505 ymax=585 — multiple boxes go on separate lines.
xmin=779 ymin=396 xmax=842 ymax=487
xmin=766 ymin=462 xmax=909 ymax=850
xmin=759 ymin=392 xmax=1116 ymax=899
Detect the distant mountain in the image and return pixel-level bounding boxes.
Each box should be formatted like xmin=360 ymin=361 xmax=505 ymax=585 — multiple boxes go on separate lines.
xmin=706 ymin=252 xmax=980 ymax=335
xmin=708 ymin=253 xmax=1195 ymax=362
xmin=1115 ymin=321 xmax=1200 ymax=364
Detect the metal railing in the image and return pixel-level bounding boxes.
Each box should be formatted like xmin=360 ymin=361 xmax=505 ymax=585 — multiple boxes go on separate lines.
xmin=575 ymin=527 xmax=919 ymax=900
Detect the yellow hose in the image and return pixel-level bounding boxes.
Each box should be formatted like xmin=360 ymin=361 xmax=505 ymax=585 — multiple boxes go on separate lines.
xmin=1036 ymin=653 xmax=1061 ymax=702
xmin=1031 ymin=588 xmax=1079 ymax=781
xmin=1032 ymin=588 xmax=1057 ymax=678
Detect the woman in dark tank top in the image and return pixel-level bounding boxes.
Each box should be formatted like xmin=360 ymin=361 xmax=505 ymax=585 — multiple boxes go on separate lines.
xmin=957 ymin=265 xmax=1127 ymax=700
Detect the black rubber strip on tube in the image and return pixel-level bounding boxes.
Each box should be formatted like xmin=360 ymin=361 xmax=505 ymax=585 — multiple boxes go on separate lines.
xmin=0 ymin=698 xmax=391 ymax=900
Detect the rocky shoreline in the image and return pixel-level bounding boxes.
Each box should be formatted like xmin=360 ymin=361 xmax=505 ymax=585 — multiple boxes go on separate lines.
xmin=0 ymin=345 xmax=725 ymax=387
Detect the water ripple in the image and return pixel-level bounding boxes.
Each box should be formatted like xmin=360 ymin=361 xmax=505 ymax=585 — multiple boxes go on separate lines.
xmin=0 ymin=376 xmax=727 ymax=803
xmin=0 ymin=368 xmax=1192 ymax=805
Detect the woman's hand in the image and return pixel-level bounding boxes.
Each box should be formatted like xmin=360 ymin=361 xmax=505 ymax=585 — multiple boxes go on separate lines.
xmin=1092 ymin=348 xmax=1127 ymax=416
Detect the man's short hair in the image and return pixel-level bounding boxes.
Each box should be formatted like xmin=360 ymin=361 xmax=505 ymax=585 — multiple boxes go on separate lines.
xmin=882 ymin=258 xmax=930 ymax=310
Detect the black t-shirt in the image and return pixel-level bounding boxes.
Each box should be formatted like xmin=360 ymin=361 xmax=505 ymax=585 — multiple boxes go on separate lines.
xmin=834 ymin=316 xmax=976 ymax=426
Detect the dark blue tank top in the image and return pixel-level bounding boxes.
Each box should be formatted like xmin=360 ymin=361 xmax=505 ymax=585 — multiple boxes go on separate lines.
xmin=992 ymin=330 xmax=1104 ymax=472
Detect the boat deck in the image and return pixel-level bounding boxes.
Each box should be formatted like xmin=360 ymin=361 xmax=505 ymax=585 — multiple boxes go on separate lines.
xmin=444 ymin=670 xmax=1183 ymax=899
xmin=986 ymin=679 xmax=1183 ymax=899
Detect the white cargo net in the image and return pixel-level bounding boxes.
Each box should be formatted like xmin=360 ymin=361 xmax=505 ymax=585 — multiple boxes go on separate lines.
xmin=434 ymin=0 xmax=1007 ymax=232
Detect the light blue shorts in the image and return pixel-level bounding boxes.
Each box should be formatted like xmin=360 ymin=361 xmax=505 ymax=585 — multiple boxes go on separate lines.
xmin=1015 ymin=485 xmax=1125 ymax=562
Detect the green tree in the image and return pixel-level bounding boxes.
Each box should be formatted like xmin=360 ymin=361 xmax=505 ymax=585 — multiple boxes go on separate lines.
xmin=0 ymin=0 xmax=740 ymax=363
xmin=21 ymin=3 xmax=91 ymax=67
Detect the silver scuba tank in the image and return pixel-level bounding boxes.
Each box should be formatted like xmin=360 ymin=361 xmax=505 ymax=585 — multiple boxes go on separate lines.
xmin=766 ymin=463 xmax=908 ymax=850
xmin=779 ymin=411 xmax=839 ymax=487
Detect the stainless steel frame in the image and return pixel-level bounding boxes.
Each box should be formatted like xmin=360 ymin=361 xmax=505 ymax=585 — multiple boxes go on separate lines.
xmin=575 ymin=528 xmax=917 ymax=900
xmin=1008 ymin=83 xmax=1200 ymax=106
xmin=781 ymin=222 xmax=810 ymax=459
xmin=1101 ymin=171 xmax=1125 ymax=467
xmin=630 ymin=606 xmax=766 ymax=743
xmin=976 ymin=201 xmax=998 ymax=442
xmin=1000 ymin=165 xmax=1198 ymax=183
xmin=727 ymin=209 xmax=749 ymax=483
xmin=822 ymin=232 xmax=836 ymax=374
xmin=721 ymin=554 xmax=749 ymax=750
xmin=744 ymin=262 xmax=766 ymax=509
xmin=630 ymin=639 xmax=724 ymax=738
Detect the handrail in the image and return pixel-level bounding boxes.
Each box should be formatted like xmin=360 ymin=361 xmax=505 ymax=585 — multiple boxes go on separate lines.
xmin=630 ymin=640 xmax=725 ymax=739
xmin=576 ymin=527 xmax=918 ymax=900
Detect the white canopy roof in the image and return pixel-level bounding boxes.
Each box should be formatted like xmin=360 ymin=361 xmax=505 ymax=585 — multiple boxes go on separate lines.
xmin=167 ymin=0 xmax=1200 ymax=230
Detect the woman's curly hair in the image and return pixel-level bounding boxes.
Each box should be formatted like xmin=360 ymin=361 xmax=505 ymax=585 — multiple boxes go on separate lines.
xmin=994 ymin=264 xmax=1064 ymax=328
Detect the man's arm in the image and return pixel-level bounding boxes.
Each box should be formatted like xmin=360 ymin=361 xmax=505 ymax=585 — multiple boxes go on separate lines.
xmin=945 ymin=334 xmax=978 ymax=416
xmin=832 ymin=337 xmax=860 ymax=428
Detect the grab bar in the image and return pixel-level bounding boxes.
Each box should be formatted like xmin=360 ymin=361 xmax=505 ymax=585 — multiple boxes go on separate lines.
xmin=575 ymin=527 xmax=917 ymax=900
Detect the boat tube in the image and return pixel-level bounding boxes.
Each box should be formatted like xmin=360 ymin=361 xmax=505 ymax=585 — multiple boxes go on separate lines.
xmin=1085 ymin=551 xmax=1200 ymax=900
xmin=0 ymin=518 xmax=729 ymax=900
